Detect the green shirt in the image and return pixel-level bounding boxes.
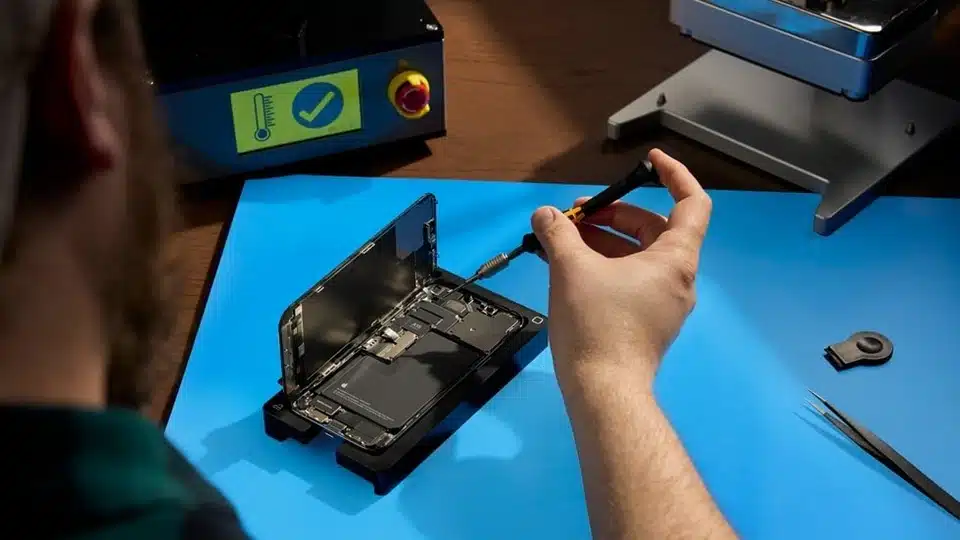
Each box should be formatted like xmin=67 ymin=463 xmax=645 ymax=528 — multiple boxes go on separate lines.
xmin=3 ymin=406 xmax=251 ymax=539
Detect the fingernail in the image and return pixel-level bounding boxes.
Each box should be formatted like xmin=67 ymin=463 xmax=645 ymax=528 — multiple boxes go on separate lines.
xmin=532 ymin=207 xmax=556 ymax=230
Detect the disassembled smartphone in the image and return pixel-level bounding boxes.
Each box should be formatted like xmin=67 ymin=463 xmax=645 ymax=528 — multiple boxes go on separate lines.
xmin=263 ymin=194 xmax=547 ymax=494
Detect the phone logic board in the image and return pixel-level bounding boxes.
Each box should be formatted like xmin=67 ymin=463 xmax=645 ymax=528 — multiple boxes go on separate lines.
xmin=290 ymin=283 xmax=522 ymax=451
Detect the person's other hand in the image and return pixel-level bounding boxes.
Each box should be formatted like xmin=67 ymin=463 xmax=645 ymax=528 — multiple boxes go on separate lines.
xmin=531 ymin=149 xmax=712 ymax=390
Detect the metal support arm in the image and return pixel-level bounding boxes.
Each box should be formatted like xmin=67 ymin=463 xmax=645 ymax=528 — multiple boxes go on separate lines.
xmin=608 ymin=50 xmax=960 ymax=235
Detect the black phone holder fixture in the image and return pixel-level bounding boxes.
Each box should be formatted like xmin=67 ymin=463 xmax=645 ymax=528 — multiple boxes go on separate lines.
xmin=262 ymin=270 xmax=547 ymax=495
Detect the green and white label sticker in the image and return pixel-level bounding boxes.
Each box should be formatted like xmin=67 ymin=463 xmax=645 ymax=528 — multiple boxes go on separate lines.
xmin=230 ymin=69 xmax=362 ymax=154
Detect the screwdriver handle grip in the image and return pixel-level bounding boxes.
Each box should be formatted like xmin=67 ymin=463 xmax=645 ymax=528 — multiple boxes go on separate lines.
xmin=521 ymin=232 xmax=540 ymax=253
xmin=521 ymin=159 xmax=659 ymax=254
xmin=578 ymin=159 xmax=658 ymax=216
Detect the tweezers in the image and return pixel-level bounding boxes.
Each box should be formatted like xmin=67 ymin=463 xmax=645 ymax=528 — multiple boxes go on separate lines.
xmin=806 ymin=389 xmax=960 ymax=520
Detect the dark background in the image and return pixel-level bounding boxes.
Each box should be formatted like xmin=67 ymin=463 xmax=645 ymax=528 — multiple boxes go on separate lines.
xmin=152 ymin=0 xmax=960 ymax=421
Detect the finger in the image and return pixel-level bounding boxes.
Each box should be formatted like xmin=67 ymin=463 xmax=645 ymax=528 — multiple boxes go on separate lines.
xmin=648 ymin=149 xmax=712 ymax=250
xmin=577 ymin=223 xmax=641 ymax=258
xmin=530 ymin=206 xmax=588 ymax=264
xmin=574 ymin=197 xmax=668 ymax=247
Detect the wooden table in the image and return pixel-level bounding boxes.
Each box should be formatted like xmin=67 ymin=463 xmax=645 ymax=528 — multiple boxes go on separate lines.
xmin=152 ymin=0 xmax=960 ymax=422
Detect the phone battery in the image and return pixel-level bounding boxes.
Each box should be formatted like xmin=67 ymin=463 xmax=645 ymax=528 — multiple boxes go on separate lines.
xmin=319 ymin=332 xmax=479 ymax=430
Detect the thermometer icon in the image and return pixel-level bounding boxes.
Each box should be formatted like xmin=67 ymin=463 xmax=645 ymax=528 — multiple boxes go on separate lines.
xmin=253 ymin=93 xmax=275 ymax=142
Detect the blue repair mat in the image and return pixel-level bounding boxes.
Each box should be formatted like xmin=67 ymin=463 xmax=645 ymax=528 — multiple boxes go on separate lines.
xmin=166 ymin=175 xmax=960 ymax=539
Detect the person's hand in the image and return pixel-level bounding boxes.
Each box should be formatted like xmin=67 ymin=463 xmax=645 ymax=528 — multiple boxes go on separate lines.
xmin=530 ymin=149 xmax=712 ymax=389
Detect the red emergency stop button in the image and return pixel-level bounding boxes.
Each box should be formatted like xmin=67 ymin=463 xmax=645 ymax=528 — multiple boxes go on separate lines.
xmin=396 ymin=82 xmax=429 ymax=113
xmin=388 ymin=70 xmax=431 ymax=119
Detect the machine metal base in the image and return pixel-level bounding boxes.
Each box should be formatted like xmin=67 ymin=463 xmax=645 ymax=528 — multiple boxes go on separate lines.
xmin=608 ymin=50 xmax=960 ymax=235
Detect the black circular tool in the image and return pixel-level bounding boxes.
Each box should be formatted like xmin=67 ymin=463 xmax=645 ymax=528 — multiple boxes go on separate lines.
xmin=824 ymin=331 xmax=894 ymax=371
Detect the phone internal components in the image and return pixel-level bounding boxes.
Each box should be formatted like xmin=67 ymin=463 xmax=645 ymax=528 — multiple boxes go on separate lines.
xmin=442 ymin=298 xmax=468 ymax=316
xmin=394 ymin=316 xmax=429 ymax=336
xmin=449 ymin=311 xmax=519 ymax=352
xmin=320 ymin=332 xmax=480 ymax=430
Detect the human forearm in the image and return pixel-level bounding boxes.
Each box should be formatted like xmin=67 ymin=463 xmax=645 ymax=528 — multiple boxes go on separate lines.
xmin=559 ymin=363 xmax=737 ymax=540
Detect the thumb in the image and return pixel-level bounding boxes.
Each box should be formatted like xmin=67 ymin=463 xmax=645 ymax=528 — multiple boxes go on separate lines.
xmin=531 ymin=206 xmax=586 ymax=263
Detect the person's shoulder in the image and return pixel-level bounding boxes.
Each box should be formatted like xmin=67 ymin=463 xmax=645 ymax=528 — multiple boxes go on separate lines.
xmin=67 ymin=503 xmax=252 ymax=540
xmin=160 ymin=439 xmax=254 ymax=539
xmin=179 ymin=503 xmax=254 ymax=540
xmin=75 ymin=447 xmax=255 ymax=540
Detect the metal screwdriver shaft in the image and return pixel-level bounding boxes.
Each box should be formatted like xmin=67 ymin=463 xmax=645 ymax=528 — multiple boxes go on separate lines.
xmin=445 ymin=244 xmax=526 ymax=298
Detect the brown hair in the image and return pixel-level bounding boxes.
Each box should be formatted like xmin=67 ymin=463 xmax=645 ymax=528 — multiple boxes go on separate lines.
xmin=11 ymin=0 xmax=181 ymax=409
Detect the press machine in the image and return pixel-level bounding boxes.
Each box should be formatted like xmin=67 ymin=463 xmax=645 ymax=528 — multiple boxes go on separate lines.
xmin=608 ymin=0 xmax=960 ymax=235
xmin=139 ymin=0 xmax=446 ymax=180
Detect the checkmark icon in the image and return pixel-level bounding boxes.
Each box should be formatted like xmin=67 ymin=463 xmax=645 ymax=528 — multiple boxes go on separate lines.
xmin=298 ymin=91 xmax=336 ymax=123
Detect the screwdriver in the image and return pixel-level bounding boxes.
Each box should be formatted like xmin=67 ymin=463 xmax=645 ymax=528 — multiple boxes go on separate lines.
xmin=445 ymin=158 xmax=660 ymax=298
